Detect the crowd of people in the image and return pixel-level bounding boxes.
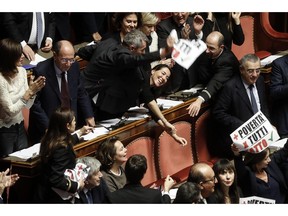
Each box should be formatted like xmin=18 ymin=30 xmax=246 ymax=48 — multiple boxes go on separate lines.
xmin=1 ymin=12 xmax=288 ymax=204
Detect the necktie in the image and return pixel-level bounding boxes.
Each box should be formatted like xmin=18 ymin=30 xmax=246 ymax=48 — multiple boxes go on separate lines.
xmin=36 ymin=12 xmax=44 ymax=49
xmin=86 ymin=190 xmax=93 ymax=204
xmin=249 ymin=84 xmax=258 ymax=114
xmin=61 ymin=72 xmax=70 ymax=109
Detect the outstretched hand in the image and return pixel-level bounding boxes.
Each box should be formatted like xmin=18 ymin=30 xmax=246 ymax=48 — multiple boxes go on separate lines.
xmin=163 ymin=121 xmax=187 ymax=146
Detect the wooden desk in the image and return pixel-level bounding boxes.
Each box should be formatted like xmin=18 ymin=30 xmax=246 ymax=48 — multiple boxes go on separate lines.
xmin=0 ymin=97 xmax=213 ymax=203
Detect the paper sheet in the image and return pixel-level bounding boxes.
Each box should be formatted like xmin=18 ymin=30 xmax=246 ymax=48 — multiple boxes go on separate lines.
xmin=8 ymin=143 xmax=40 ymax=160
xmin=156 ymin=98 xmax=184 ymax=109
xmin=260 ymin=55 xmax=282 ymax=66
xmin=81 ymin=127 xmax=110 ymax=141
xmin=30 ymin=53 xmax=46 ymax=65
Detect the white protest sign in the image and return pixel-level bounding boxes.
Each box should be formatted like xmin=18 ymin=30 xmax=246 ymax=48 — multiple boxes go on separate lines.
xmin=170 ymin=29 xmax=207 ymax=70
xmin=230 ymin=111 xmax=280 ymax=153
xmin=52 ymin=162 xmax=90 ymax=202
xmin=240 ymin=196 xmax=275 ymax=204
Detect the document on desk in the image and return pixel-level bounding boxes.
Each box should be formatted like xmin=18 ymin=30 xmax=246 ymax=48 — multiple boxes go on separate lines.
xmin=182 ymin=84 xmax=204 ymax=95
xmin=30 ymin=53 xmax=46 ymax=66
xmin=156 ymin=98 xmax=184 ymax=109
xmin=80 ymin=127 xmax=110 ymax=141
xmin=260 ymin=54 xmax=282 ymax=67
xmin=7 ymin=143 xmax=40 ymax=161
xmin=98 ymin=118 xmax=121 ymax=128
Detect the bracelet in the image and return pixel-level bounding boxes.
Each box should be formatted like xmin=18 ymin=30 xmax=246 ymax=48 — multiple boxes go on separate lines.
xmin=66 ymin=178 xmax=72 ymax=191
xmin=20 ymin=97 xmax=27 ymax=105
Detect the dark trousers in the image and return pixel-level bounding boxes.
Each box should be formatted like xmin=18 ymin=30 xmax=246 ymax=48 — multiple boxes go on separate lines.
xmin=0 ymin=121 xmax=28 ymax=158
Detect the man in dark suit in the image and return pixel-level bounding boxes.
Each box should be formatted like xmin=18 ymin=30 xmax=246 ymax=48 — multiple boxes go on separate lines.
xmin=187 ymin=162 xmax=217 ymax=204
xmin=107 ymin=154 xmax=174 ymax=203
xmin=156 ymin=12 xmax=205 ymax=93
xmin=28 ymin=40 xmax=95 ymax=144
xmin=270 ymin=55 xmax=288 ymax=138
xmin=212 ymin=54 xmax=270 ymax=159
xmin=187 ymin=31 xmax=239 ymax=117
xmin=81 ymin=29 xmax=187 ymax=146
xmin=0 ymin=12 xmax=55 ymax=61
xmin=74 ymin=156 xmax=109 ymax=204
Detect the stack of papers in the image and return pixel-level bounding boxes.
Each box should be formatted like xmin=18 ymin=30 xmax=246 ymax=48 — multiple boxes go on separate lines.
xmin=7 ymin=143 xmax=40 ymax=161
xmin=260 ymin=55 xmax=283 ymax=67
xmin=182 ymin=84 xmax=204 ymax=95
xmin=156 ymin=98 xmax=184 ymax=109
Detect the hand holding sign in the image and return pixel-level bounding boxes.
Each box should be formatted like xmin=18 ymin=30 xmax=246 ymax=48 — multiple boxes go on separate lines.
xmin=170 ymin=29 xmax=207 ymax=70
xmin=230 ymin=111 xmax=280 ymax=153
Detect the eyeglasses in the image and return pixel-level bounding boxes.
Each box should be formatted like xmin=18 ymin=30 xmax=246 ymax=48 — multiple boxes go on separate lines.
xmin=202 ymin=176 xmax=216 ymax=184
xmin=60 ymin=58 xmax=75 ymax=64
xmin=246 ymin=68 xmax=261 ymax=74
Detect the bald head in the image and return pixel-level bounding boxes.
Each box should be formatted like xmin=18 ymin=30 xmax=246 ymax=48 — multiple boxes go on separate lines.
xmin=53 ymin=40 xmax=75 ymax=72
xmin=187 ymin=162 xmax=216 ymax=198
xmin=205 ymin=31 xmax=225 ymax=59
xmin=53 ymin=40 xmax=75 ymax=55
xmin=188 ymin=162 xmax=214 ymax=183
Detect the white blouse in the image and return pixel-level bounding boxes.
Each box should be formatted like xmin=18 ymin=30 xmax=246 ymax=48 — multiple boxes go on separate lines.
xmin=0 ymin=67 xmax=35 ymax=128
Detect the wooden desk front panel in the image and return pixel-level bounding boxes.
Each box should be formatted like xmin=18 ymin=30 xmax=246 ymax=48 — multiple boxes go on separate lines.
xmin=1 ymin=97 xmax=214 ymax=203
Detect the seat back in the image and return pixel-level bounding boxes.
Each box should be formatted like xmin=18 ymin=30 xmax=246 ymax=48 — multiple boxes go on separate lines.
xmin=194 ymin=109 xmax=217 ymax=165
xmin=125 ymin=137 xmax=158 ymax=186
xmin=231 ymin=16 xmax=255 ymax=60
xmin=260 ymin=12 xmax=288 ymax=40
xmin=232 ymin=15 xmax=271 ymax=60
xmin=157 ymin=121 xmax=194 ymax=180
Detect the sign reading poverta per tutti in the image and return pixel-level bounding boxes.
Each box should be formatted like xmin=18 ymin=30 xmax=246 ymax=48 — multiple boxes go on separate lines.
xmin=230 ymin=111 xmax=280 ymax=153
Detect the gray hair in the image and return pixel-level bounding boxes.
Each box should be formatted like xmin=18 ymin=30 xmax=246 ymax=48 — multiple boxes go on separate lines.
xmin=239 ymin=53 xmax=260 ymax=69
xmin=123 ymin=29 xmax=149 ymax=49
xmin=76 ymin=156 xmax=101 ymax=177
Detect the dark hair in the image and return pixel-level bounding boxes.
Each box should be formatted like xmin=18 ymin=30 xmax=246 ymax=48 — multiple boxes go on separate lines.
xmin=114 ymin=12 xmax=142 ymax=30
xmin=151 ymin=63 xmax=170 ymax=72
xmin=244 ymin=148 xmax=270 ymax=172
xmin=0 ymin=38 xmax=22 ymax=74
xmin=40 ymin=108 xmax=75 ymax=163
xmin=95 ymin=136 xmax=119 ymax=171
xmin=125 ymin=154 xmax=147 ymax=184
xmin=173 ymin=182 xmax=201 ymax=203
xmin=212 ymin=159 xmax=240 ymax=203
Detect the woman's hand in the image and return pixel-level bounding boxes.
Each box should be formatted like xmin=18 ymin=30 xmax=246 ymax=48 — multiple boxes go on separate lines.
xmin=163 ymin=121 xmax=187 ymax=146
xmin=231 ymin=143 xmax=241 ymax=156
xmin=28 ymin=75 xmax=46 ymax=95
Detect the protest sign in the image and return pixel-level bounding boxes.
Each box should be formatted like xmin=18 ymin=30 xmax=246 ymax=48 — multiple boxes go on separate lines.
xmin=230 ymin=111 xmax=280 ymax=153
xmin=52 ymin=162 xmax=90 ymax=202
xmin=240 ymin=196 xmax=275 ymax=204
xmin=169 ymin=29 xmax=207 ymax=69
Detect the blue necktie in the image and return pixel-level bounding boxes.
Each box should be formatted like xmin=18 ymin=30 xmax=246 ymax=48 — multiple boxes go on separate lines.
xmin=249 ymin=84 xmax=258 ymax=114
xmin=86 ymin=190 xmax=93 ymax=204
xmin=36 ymin=12 xmax=44 ymax=49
